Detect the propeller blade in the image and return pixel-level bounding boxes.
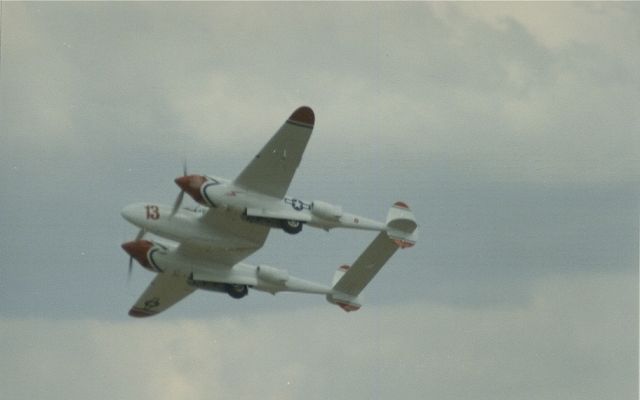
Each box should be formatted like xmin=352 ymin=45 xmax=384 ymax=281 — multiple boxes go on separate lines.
xmin=170 ymin=190 xmax=184 ymax=217
xmin=134 ymin=228 xmax=145 ymax=241
xmin=170 ymin=159 xmax=188 ymax=218
xmin=128 ymin=256 xmax=133 ymax=281
xmin=128 ymin=229 xmax=144 ymax=281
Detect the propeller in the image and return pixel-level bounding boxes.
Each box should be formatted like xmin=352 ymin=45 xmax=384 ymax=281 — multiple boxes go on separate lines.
xmin=127 ymin=228 xmax=146 ymax=281
xmin=126 ymin=159 xmax=188 ymax=281
xmin=170 ymin=159 xmax=188 ymax=218
xmin=128 ymin=255 xmax=133 ymax=281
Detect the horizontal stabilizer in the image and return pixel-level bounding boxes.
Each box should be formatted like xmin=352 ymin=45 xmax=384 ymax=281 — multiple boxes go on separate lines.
xmin=327 ymin=202 xmax=418 ymax=312
xmin=327 ymin=232 xmax=398 ymax=312
xmin=331 ymin=232 xmax=398 ymax=297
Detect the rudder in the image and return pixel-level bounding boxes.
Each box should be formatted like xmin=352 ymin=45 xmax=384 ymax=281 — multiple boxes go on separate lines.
xmin=386 ymin=201 xmax=418 ymax=249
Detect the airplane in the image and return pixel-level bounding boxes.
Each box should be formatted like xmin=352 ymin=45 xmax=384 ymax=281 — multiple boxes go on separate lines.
xmin=121 ymin=106 xmax=418 ymax=317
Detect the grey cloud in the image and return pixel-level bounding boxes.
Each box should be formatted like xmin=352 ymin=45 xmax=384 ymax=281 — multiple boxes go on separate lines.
xmin=0 ymin=4 xmax=637 ymax=398
xmin=3 ymin=3 xmax=638 ymax=182
xmin=1 ymin=273 xmax=635 ymax=400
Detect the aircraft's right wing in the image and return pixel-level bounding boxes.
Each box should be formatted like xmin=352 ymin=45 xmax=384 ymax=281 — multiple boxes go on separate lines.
xmin=129 ymin=273 xmax=195 ymax=318
xmin=233 ymin=106 xmax=315 ymax=199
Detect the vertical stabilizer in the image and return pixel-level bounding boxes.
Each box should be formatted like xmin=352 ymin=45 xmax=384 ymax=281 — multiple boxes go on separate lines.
xmin=386 ymin=201 xmax=418 ymax=248
xmin=332 ymin=265 xmax=350 ymax=286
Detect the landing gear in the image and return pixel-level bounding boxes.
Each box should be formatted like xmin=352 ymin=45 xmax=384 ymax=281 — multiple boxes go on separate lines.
xmin=226 ymin=284 xmax=248 ymax=299
xmin=281 ymin=219 xmax=303 ymax=234
xmin=243 ymin=212 xmax=303 ymax=234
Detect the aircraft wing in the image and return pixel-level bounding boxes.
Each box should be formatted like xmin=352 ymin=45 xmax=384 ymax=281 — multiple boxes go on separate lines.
xmin=233 ymin=106 xmax=315 ymax=199
xmin=189 ymin=206 xmax=271 ymax=264
xmin=129 ymin=273 xmax=195 ymax=318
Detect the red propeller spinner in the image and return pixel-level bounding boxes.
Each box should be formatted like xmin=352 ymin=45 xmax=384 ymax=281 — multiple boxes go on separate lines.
xmin=121 ymin=240 xmax=154 ymax=271
xmin=174 ymin=175 xmax=207 ymax=205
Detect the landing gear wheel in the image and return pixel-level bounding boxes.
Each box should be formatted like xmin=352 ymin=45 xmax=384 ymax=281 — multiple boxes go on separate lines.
xmin=281 ymin=219 xmax=303 ymax=234
xmin=226 ymin=284 xmax=248 ymax=299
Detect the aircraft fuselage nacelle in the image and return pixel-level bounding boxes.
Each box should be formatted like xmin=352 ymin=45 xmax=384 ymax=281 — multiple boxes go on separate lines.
xmin=121 ymin=238 xmax=332 ymax=299
xmin=175 ymin=174 xmax=386 ymax=234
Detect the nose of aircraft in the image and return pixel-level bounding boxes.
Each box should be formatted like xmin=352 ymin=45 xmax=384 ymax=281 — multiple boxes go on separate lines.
xmin=121 ymin=203 xmax=144 ymax=224
xmin=175 ymin=175 xmax=207 ymax=205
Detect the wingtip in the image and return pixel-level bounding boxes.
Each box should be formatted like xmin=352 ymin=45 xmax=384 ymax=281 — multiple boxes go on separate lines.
xmin=288 ymin=106 xmax=315 ymax=127
xmin=129 ymin=307 xmax=156 ymax=318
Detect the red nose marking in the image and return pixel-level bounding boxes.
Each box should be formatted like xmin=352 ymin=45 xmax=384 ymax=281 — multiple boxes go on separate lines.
xmin=175 ymin=175 xmax=207 ymax=205
xmin=121 ymin=240 xmax=153 ymax=269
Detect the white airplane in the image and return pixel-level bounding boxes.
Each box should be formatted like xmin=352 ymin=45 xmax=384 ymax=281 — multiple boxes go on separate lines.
xmin=121 ymin=106 xmax=418 ymax=317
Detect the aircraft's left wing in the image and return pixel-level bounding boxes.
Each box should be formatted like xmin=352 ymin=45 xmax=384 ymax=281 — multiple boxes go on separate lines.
xmin=233 ymin=106 xmax=315 ymax=199
xmin=129 ymin=273 xmax=195 ymax=318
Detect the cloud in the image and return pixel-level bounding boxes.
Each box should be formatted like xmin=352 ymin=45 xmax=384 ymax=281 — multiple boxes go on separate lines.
xmin=3 ymin=3 xmax=638 ymax=183
xmin=1 ymin=272 xmax=635 ymax=400
xmin=1 ymin=5 xmax=637 ymax=398
xmin=1 ymin=2 xmax=637 ymax=319
xmin=454 ymin=3 xmax=640 ymax=53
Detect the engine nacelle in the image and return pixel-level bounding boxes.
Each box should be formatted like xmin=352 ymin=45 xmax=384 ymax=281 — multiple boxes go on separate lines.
xmin=256 ymin=265 xmax=289 ymax=284
xmin=312 ymin=200 xmax=343 ymax=220
xmin=121 ymin=240 xmax=167 ymax=273
xmin=175 ymin=175 xmax=230 ymax=207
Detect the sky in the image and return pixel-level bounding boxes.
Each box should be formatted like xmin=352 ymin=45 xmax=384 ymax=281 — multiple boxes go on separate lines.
xmin=0 ymin=2 xmax=638 ymax=399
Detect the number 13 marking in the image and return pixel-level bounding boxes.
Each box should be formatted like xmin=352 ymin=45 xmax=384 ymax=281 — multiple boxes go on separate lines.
xmin=145 ymin=205 xmax=160 ymax=220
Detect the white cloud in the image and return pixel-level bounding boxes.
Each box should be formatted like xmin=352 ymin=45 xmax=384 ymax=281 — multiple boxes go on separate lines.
xmin=1 ymin=5 xmax=81 ymax=151
xmin=1 ymin=272 xmax=635 ymax=400
xmin=450 ymin=3 xmax=640 ymax=52
xmin=3 ymin=3 xmax=638 ymax=183
xmin=1 ymin=5 xmax=636 ymax=399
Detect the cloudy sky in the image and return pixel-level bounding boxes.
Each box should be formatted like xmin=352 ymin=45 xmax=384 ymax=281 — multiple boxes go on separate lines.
xmin=1 ymin=2 xmax=638 ymax=399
